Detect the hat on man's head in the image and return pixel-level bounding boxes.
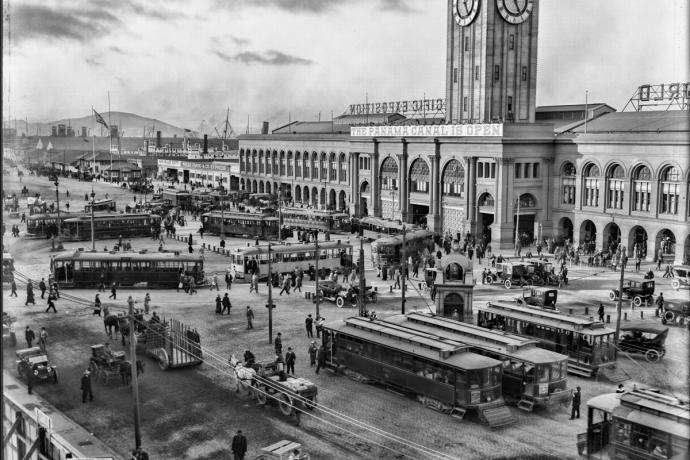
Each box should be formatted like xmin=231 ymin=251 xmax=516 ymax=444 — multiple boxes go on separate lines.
xmin=84 ymin=369 xmax=90 ymax=375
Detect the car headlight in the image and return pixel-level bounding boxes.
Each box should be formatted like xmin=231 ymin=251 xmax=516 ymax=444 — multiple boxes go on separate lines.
xmin=33 ymin=370 xmax=39 ymax=375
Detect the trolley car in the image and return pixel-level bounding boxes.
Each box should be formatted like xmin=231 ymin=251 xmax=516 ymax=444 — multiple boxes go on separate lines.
xmin=201 ymin=211 xmax=279 ymax=239
xmin=26 ymin=212 xmax=76 ymax=238
xmin=84 ymin=199 xmax=116 ymax=213
xmin=578 ymin=388 xmax=689 ymax=459
xmin=371 ymin=229 xmax=434 ymax=268
xmin=230 ymin=241 xmax=353 ymax=280
xmin=50 ymin=249 xmax=205 ymax=288
xmin=280 ymin=207 xmax=350 ymax=233
xmin=387 ymin=313 xmax=571 ymax=412
xmin=321 ymin=316 xmax=515 ymax=427
xmin=476 ymin=301 xmax=616 ymax=378
xmin=61 ymin=213 xmax=162 ymax=241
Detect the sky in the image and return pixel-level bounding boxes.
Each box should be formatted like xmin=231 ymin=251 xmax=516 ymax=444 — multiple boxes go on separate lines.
xmin=2 ymin=0 xmax=689 ymax=134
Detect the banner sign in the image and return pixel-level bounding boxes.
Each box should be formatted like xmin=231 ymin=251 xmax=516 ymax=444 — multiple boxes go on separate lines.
xmin=350 ymin=124 xmax=503 ymax=138
xmin=347 ymin=98 xmax=445 ymax=116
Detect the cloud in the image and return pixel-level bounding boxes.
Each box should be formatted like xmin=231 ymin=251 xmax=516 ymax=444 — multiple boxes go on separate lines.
xmin=212 ymin=34 xmax=251 ymax=46
xmin=90 ymin=0 xmax=180 ymax=20
xmin=214 ymin=49 xmax=313 ymax=65
xmin=379 ymin=0 xmax=414 ymax=12
xmin=108 ymin=45 xmax=126 ymax=54
xmin=85 ymin=56 xmax=103 ymax=67
xmin=214 ymin=0 xmax=414 ymax=13
xmin=10 ymin=4 xmax=120 ymax=43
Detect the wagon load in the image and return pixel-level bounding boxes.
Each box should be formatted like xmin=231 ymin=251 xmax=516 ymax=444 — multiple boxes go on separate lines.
xmin=136 ymin=317 xmax=203 ymax=370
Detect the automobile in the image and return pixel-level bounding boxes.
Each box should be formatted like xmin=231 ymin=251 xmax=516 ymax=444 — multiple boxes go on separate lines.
xmin=315 ymin=281 xmax=347 ymax=306
xmin=338 ymin=285 xmax=378 ymax=308
xmin=670 ymin=265 xmax=690 ymax=291
xmin=493 ymin=262 xmax=539 ymax=289
xmin=608 ymin=279 xmax=655 ymax=307
xmin=618 ymin=324 xmax=668 ymax=362
xmin=522 ymin=259 xmax=560 ymax=286
xmin=661 ymin=301 xmax=690 ymax=327
xmin=15 ymin=347 xmax=59 ymax=384
xmin=516 ymin=286 xmax=558 ymax=309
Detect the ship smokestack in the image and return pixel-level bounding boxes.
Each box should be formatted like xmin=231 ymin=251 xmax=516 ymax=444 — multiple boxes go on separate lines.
xmin=156 ymin=131 xmax=161 ymax=148
xmin=203 ymin=134 xmax=208 ymax=154
xmin=261 ymin=122 xmax=269 ymax=135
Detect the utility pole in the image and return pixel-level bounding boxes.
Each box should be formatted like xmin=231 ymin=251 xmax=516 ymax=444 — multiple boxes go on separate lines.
xmin=358 ymin=228 xmax=366 ymax=317
xmin=54 ymin=177 xmax=63 ymax=249
xmin=401 ymin=225 xmax=407 ymax=315
xmin=220 ymin=177 xmax=225 ymax=239
xmin=315 ymin=236 xmax=320 ymax=318
xmin=90 ymin=189 xmax=95 ymax=251
xmin=514 ymin=197 xmax=521 ymax=256
xmin=613 ymin=246 xmax=627 ymax=359
xmin=128 ymin=299 xmax=142 ymax=450
xmin=267 ymin=243 xmax=274 ymax=344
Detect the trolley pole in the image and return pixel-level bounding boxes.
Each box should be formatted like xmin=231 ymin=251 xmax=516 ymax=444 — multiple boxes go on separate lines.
xmin=401 ymin=225 xmax=407 ymax=315
xmin=90 ymin=189 xmax=95 ymax=251
xmin=358 ymin=228 xmax=366 ymax=317
xmin=315 ymin=236 xmax=320 ymax=318
xmin=128 ymin=300 xmax=142 ymax=449
xmin=267 ymin=243 xmax=273 ymax=344
xmin=613 ymin=246 xmax=627 ymax=359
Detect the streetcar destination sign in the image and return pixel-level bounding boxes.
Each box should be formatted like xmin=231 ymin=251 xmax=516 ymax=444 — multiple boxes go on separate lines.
xmin=350 ymin=123 xmax=503 ymax=137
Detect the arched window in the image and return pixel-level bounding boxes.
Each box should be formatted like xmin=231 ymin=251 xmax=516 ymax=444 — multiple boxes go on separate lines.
xmin=381 ymin=157 xmax=398 ymax=190
xmin=410 ymin=159 xmax=430 ymax=193
xmin=660 ymin=166 xmax=681 ymax=215
xmin=339 ymin=153 xmax=347 ymax=182
xmin=295 ymin=152 xmax=301 ymax=177
xmin=311 ymin=153 xmax=318 ymax=179
xmin=251 ymin=150 xmax=257 ymax=173
xmin=633 ymin=165 xmax=652 ymax=212
xmin=320 ymin=153 xmax=327 ymax=179
xmin=583 ymin=164 xmax=600 ymax=207
xmin=479 ymin=193 xmax=494 ymax=207
xmin=442 ymin=160 xmax=464 ymax=197
xmin=445 ymin=263 xmax=464 ymax=281
xmin=607 ymin=164 xmax=625 ymax=210
xmin=259 ymin=151 xmax=264 ymax=174
xmin=329 ymin=153 xmax=337 ymax=181
xmin=519 ymin=193 xmax=537 ymax=208
xmin=561 ymin=162 xmax=576 ymax=205
xmin=272 ymin=151 xmax=278 ymax=175
xmin=280 ymin=151 xmax=286 ymax=176
xmin=239 ymin=150 xmax=245 ymax=172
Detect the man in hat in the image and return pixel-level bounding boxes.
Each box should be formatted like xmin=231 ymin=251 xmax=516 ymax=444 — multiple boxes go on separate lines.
xmin=308 ymin=341 xmax=318 ymax=367
xmin=570 ymin=386 xmax=581 ymax=419
xmin=245 ymin=306 xmax=254 ymax=329
xmin=24 ymin=326 xmax=35 ymax=348
xmin=231 ymin=430 xmax=247 ymax=460
xmin=81 ymin=369 xmax=94 ymax=403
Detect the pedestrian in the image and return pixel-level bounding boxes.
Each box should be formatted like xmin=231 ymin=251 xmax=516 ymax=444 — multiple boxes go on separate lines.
xmin=46 ymin=292 xmax=57 ymax=313
xmin=25 ymin=326 xmax=35 ymax=348
xmin=393 ymin=268 xmax=401 ymax=289
xmin=308 ymin=341 xmax=317 ymax=366
xmin=451 ymin=309 xmax=460 ymax=321
xmin=315 ymin=344 xmax=326 ymax=374
xmin=294 ymin=275 xmax=302 ymax=293
xmin=144 ymin=293 xmax=151 ymax=315
xmin=275 ymin=352 xmax=286 ymax=381
xmin=127 ymin=295 xmax=136 ymax=312
xmin=25 ymin=280 xmax=36 ymax=306
xmin=598 ymin=303 xmax=605 ymax=322
xmin=243 ymin=349 xmax=256 ymax=366
xmin=94 ymin=294 xmax=102 ymax=316
xmin=655 ymin=293 xmax=664 ymax=317
xmin=215 ymin=294 xmax=222 ymax=315
xmin=189 ymin=277 xmax=197 ymax=295
xmin=221 ymin=293 xmax=232 ymax=315
xmin=246 ymin=306 xmax=254 ymax=329
xmin=109 ymin=283 xmax=117 ymax=300
xmin=225 ymin=271 xmax=232 ymax=290
xmin=250 ymin=272 xmax=259 ymax=294
xmin=305 ymin=314 xmax=314 ymax=337
xmin=98 ymin=272 xmax=106 ymax=292
xmin=274 ymin=332 xmax=283 ymax=355
xmin=39 ymin=278 xmax=47 ymax=298
xmin=10 ymin=279 xmax=18 ymax=297
xmin=635 ymin=257 xmax=641 ymax=272
xmin=279 ymin=275 xmax=291 ymax=295
xmin=657 ymin=254 xmax=663 ymax=270
xmin=38 ymin=327 xmax=48 ymax=351
xmin=52 ymin=282 xmax=60 ymax=299
xmin=285 ymin=347 xmax=296 ymax=375
xmin=231 ymin=430 xmax=247 ymax=460
xmin=570 ymin=386 xmax=581 ymax=419
xmin=315 ymin=316 xmax=325 ymax=338
xmin=81 ymin=369 xmax=94 ymax=403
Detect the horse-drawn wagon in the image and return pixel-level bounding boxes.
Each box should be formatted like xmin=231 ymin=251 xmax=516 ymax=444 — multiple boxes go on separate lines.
xmin=88 ymin=344 xmax=126 ymax=384
xmin=136 ymin=317 xmax=203 ymax=370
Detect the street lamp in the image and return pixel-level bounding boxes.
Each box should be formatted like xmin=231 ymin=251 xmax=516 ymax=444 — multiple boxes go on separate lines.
xmin=401 ymin=225 xmax=407 ymax=315
xmin=90 ymin=189 xmax=96 ymax=251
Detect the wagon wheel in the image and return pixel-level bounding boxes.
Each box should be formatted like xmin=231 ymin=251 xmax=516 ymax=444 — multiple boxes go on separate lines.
xmin=671 ymin=279 xmax=680 ymax=290
xmin=255 ymin=384 xmax=268 ymax=405
xmin=645 ymin=349 xmax=660 ymax=362
xmin=608 ymin=291 xmax=617 ymax=302
xmin=335 ymin=296 xmax=345 ymax=309
xmin=632 ymin=296 xmax=642 ymax=307
xmin=155 ymin=349 xmax=170 ymax=371
xmin=504 ymin=279 xmax=512 ymax=289
xmin=278 ymin=392 xmax=294 ymax=416
xmin=304 ymin=394 xmax=318 ymax=410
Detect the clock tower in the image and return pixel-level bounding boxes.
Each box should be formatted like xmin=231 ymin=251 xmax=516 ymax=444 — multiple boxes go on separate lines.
xmin=446 ymin=0 xmax=539 ymax=124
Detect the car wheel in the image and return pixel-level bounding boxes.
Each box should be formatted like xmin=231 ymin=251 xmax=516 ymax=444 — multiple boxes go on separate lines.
xmin=608 ymin=291 xmax=617 ymax=301
xmin=671 ymin=279 xmax=680 ymax=290
xmin=504 ymin=280 xmax=512 ymax=289
xmin=632 ymin=296 xmax=642 ymax=307
xmin=645 ymin=349 xmax=660 ymax=362
xmin=663 ymin=311 xmax=676 ymax=323
xmin=278 ymin=392 xmax=294 ymax=416
xmin=335 ymin=296 xmax=345 ymax=308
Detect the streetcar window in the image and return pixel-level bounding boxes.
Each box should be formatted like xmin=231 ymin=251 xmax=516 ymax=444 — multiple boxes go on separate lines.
xmin=649 ymin=433 xmax=669 ymax=458
xmin=670 ymin=436 xmax=688 ymax=459
xmin=468 ymin=371 xmax=481 ymax=389
xmin=550 ymin=362 xmax=561 ymax=380
xmin=537 ymin=364 xmax=549 ymax=383
xmin=615 ymin=422 xmax=631 ymax=444
xmin=632 ymin=426 xmax=650 ymax=450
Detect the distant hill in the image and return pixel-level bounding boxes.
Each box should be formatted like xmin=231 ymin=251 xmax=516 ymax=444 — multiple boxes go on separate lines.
xmin=21 ymin=112 xmax=196 ymax=138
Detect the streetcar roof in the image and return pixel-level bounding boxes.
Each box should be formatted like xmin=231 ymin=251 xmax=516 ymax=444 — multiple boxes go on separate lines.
xmin=281 ymin=207 xmax=348 ymax=217
xmin=372 ymin=229 xmax=434 ymax=245
xmin=359 ymin=216 xmax=405 ymax=230
xmin=614 ymin=406 xmax=690 ymax=438
xmin=202 ymin=211 xmax=278 ymax=221
xmin=619 ymin=391 xmax=690 ymax=430
xmin=387 ymin=314 xmax=567 ymax=365
xmin=325 ymin=317 xmax=501 ymax=370
xmin=52 ymin=250 xmax=203 ymax=262
xmin=233 ymin=240 xmax=352 ymax=256
xmin=478 ymin=301 xmax=615 ymax=335
xmin=63 ymin=213 xmax=160 ymax=222
xmin=587 ymin=392 xmax=621 ymax=413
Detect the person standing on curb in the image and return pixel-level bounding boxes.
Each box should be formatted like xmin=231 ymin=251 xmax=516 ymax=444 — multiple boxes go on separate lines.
xmin=308 ymin=341 xmax=317 ymax=367
xmin=25 ymin=326 xmax=35 ymax=348
xmin=305 ymin=314 xmax=314 ymax=338
xmin=81 ymin=369 xmax=94 ymax=403
xmin=38 ymin=278 xmax=47 ymax=299
xmin=246 ymin=306 xmax=254 ymax=329
xmin=231 ymin=430 xmax=247 ymax=460
xmin=570 ymin=386 xmax=581 ymax=420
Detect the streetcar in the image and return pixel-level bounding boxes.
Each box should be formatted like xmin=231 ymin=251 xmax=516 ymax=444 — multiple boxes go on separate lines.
xmin=371 ymin=229 xmax=434 ymax=268
xmin=321 ymin=316 xmax=515 ymax=427
xmin=26 ymin=212 xmax=77 ymax=238
xmin=476 ymin=301 xmax=616 ymax=378
xmin=83 ymin=199 xmax=116 ymax=213
xmin=50 ymin=249 xmax=205 ymax=288
xmin=161 ymin=189 xmax=193 ymax=208
xmin=357 ymin=216 xmax=406 ymax=235
xmin=578 ymin=388 xmax=689 ymax=459
xmin=280 ymin=206 xmax=350 ymax=233
xmin=61 ymin=213 xmax=162 ymax=241
xmin=230 ymin=240 xmax=353 ymax=281
xmin=201 ymin=211 xmax=279 ymax=239
xmin=387 ymin=312 xmax=571 ymax=412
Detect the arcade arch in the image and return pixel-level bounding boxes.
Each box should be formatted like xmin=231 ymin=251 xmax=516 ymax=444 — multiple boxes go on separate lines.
xmin=442 ymin=160 xmax=464 ymax=197
xmin=557 ymin=217 xmax=574 ymax=243
xmin=628 ymin=225 xmax=648 ymax=259
xmin=443 ymin=293 xmax=464 ymax=319
xmin=656 ymin=229 xmax=676 ymax=262
xmin=409 ymin=158 xmax=430 ymax=193
xmin=295 ymin=185 xmax=302 ymax=203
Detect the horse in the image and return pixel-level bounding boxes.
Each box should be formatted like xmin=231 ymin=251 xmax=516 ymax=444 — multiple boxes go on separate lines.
xmin=104 ymin=314 xmax=120 ymax=338
xmin=120 ymin=359 xmax=145 ymax=385
xmin=228 ymin=354 xmax=256 ymax=393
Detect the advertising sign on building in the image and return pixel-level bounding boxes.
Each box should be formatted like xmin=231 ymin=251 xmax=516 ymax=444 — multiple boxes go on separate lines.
xmin=350 ymin=124 xmax=503 ymax=138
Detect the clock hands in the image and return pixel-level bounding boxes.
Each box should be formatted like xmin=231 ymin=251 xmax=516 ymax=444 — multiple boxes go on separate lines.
xmin=462 ymin=0 xmax=471 ymax=16
xmin=510 ymin=0 xmax=521 ymax=15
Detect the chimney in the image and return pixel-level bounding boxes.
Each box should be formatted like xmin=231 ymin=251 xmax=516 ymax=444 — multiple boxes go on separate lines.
xmin=203 ymin=134 xmax=208 ymax=154
xmin=144 ymin=139 xmax=149 ymax=154
xmin=156 ymin=131 xmax=162 ymax=148
xmin=261 ymin=122 xmax=269 ymax=135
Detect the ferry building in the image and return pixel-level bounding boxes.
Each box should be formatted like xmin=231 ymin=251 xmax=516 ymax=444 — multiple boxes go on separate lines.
xmin=237 ymin=0 xmax=690 ymax=263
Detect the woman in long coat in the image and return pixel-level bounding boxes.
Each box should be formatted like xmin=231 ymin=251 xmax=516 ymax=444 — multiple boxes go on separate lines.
xmin=25 ymin=280 xmax=35 ymax=305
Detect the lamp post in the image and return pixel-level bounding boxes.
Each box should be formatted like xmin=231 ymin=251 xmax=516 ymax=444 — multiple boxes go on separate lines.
xmin=218 ymin=177 xmax=225 ymax=241
xmin=267 ymin=243 xmax=274 ymax=344
xmin=358 ymin=227 xmax=366 ymax=317
xmin=128 ymin=297 xmax=142 ymax=450
xmin=315 ymin=235 xmax=320 ymax=318
xmin=401 ymin=225 xmax=407 ymax=315
xmin=514 ymin=197 xmax=521 ymax=256
xmin=54 ymin=177 xmax=63 ymax=248
xmin=90 ymin=189 xmax=96 ymax=251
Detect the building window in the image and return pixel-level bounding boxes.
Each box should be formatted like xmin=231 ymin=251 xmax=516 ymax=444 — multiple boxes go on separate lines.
xmin=339 ymin=154 xmax=347 ymax=181
xmin=442 ymin=160 xmax=465 ymax=197
xmin=321 ymin=154 xmax=328 ymax=179
xmin=607 ymin=164 xmax=625 ymax=210
xmin=519 ymin=193 xmax=536 ymax=208
xmin=521 ymin=66 xmax=527 ymax=81
xmin=515 ymin=163 xmax=522 ymax=179
xmin=280 ymin=152 xmax=286 ymax=176
xmin=475 ymin=65 xmax=479 ymax=81
xmin=532 ymin=163 xmax=539 ymax=178
xmin=295 ymin=153 xmax=301 ymax=177
xmin=410 ymin=159 xmax=430 ymax=193
xmin=259 ymin=153 xmax=264 ymax=174
xmin=465 ymin=37 xmax=470 ymax=51
xmin=311 ymin=154 xmax=318 ymax=178
xmin=632 ymin=166 xmax=652 ymax=212
xmin=507 ymin=96 xmax=513 ymax=113
xmin=454 ymin=67 xmax=458 ymax=83
xmin=494 ymin=65 xmax=500 ymax=80
xmin=584 ymin=164 xmax=600 ymax=207
xmin=329 ymin=154 xmax=337 ymax=180
xmin=478 ymin=162 xmax=484 ymax=178
xmin=561 ymin=162 xmax=576 ymax=205
xmin=491 ymin=163 xmax=496 ymax=178
xmin=660 ymin=166 xmax=680 ymax=215
xmin=463 ymin=97 xmax=468 ymax=112
xmin=381 ymin=157 xmax=398 ymax=190
xmin=509 ymin=34 xmax=515 ymax=50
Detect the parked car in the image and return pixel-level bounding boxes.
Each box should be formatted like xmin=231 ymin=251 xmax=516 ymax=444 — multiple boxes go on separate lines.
xmin=516 ymin=286 xmax=558 ymax=309
xmin=15 ymin=347 xmax=58 ymax=384
xmin=315 ymin=281 xmax=346 ymax=307
xmin=493 ymin=262 xmax=538 ymax=289
xmin=670 ymin=265 xmax=690 ymax=291
xmin=608 ymin=279 xmax=655 ymax=307
xmin=661 ymin=301 xmax=690 ymax=327
xmin=618 ymin=324 xmax=668 ymax=362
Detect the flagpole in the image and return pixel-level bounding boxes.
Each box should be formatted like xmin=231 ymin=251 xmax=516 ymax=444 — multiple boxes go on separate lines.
xmin=108 ymin=92 xmax=113 ymax=182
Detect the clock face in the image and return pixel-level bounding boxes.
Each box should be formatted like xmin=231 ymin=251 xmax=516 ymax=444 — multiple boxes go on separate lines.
xmin=496 ymin=0 xmax=534 ymax=24
xmin=453 ymin=0 xmax=480 ymax=27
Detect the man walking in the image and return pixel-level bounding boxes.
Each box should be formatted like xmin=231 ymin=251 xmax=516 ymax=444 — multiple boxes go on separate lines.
xmin=294 ymin=274 xmax=302 ymax=293
xmin=221 ymin=293 xmax=232 ymax=315
xmin=225 ymin=271 xmax=232 ymax=290
xmin=81 ymin=369 xmax=94 ymax=403
xmin=231 ymin=430 xmax=247 ymax=460
xmin=570 ymin=386 xmax=581 ymax=419
xmin=38 ymin=278 xmax=47 ymax=298
xmin=598 ymin=303 xmax=605 ymax=322
xmin=285 ymin=347 xmax=296 ymax=375
xmin=109 ymin=283 xmax=117 ymax=300
xmin=25 ymin=326 xmax=35 ymax=348
xmin=246 ymin=306 xmax=254 ymax=329
xmin=655 ymin=293 xmax=665 ymax=317
xmin=38 ymin=327 xmax=48 ymax=352
xmin=215 ymin=294 xmax=222 ymax=315
xmin=279 ymin=275 xmax=291 ymax=295
xmin=315 ymin=344 xmax=326 ymax=374
xmin=10 ymin=279 xmax=18 ymax=297
xmin=274 ymin=332 xmax=283 ymax=355
xmin=308 ymin=341 xmax=318 ymax=367
xmin=305 ymin=314 xmax=314 ymax=338
xmin=46 ymin=292 xmax=57 ymax=313
xmin=25 ymin=280 xmax=35 ymax=306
